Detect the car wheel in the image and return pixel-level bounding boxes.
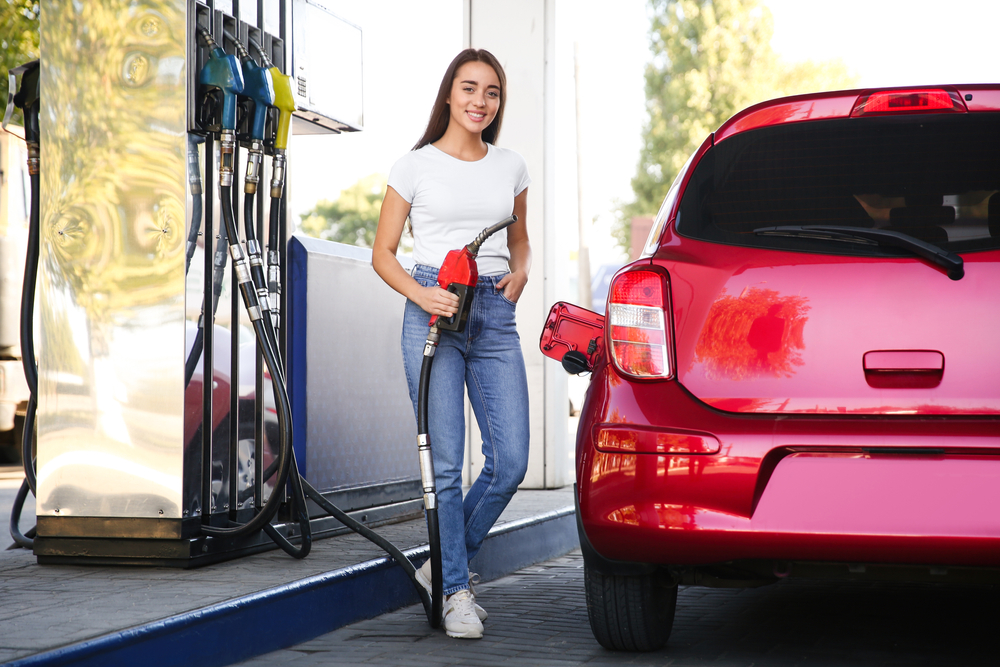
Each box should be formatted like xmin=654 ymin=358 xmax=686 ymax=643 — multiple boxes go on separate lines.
xmin=584 ymin=563 xmax=677 ymax=651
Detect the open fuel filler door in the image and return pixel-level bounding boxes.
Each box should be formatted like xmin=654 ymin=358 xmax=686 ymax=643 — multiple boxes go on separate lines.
xmin=539 ymin=302 xmax=605 ymax=374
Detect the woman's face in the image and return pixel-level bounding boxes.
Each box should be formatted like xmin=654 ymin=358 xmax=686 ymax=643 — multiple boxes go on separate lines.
xmin=445 ymin=60 xmax=501 ymax=137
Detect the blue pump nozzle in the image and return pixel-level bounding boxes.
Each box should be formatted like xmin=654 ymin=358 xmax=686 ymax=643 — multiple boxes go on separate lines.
xmin=225 ymin=31 xmax=275 ymax=142
xmin=197 ymin=27 xmax=244 ymax=132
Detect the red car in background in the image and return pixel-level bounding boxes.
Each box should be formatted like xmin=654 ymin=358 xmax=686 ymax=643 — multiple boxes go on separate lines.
xmin=541 ymin=85 xmax=1000 ymax=651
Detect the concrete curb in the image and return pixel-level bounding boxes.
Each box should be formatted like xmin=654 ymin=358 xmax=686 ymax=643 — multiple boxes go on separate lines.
xmin=8 ymin=506 xmax=578 ymax=667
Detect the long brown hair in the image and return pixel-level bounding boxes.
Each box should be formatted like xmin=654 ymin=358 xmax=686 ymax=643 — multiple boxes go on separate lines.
xmin=413 ymin=49 xmax=507 ymax=150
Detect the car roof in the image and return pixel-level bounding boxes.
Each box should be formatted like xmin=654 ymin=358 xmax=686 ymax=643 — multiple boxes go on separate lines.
xmin=714 ymin=84 xmax=1000 ymax=144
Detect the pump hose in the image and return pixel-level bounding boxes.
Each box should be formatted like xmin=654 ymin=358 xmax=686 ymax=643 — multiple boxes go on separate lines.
xmin=8 ymin=480 xmax=36 ymax=549
xmin=9 ymin=168 xmax=40 ymax=550
xmin=185 ymin=189 xmax=202 ymax=275
xmin=244 ymin=190 xmax=271 ymax=314
xmin=185 ymin=134 xmax=204 ymax=275
xmin=267 ymin=196 xmax=280 ymax=262
xmin=266 ymin=195 xmax=281 ymax=321
xmin=416 ymin=349 xmax=445 ymax=627
xmin=19 ymin=170 xmax=40 ymax=493
xmin=244 ymin=192 xmax=256 ymax=240
xmin=198 ymin=185 xmax=313 ymax=556
xmin=468 ymin=214 xmax=517 ymax=255
xmin=240 ymin=185 xmax=311 ymax=558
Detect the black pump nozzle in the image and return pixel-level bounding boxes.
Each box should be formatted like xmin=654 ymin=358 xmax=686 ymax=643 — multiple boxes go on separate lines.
xmin=4 ymin=60 xmax=41 ymax=169
xmin=4 ymin=60 xmax=40 ymax=131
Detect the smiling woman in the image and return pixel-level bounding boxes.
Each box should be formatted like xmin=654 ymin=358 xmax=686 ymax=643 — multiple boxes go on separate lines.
xmin=371 ymin=48 xmax=532 ymax=641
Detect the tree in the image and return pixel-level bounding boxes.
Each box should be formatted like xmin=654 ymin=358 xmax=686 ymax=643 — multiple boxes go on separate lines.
xmin=1 ymin=1 xmax=40 ymax=125
xmin=299 ymin=174 xmax=389 ymax=249
xmin=618 ymin=0 xmax=858 ymax=251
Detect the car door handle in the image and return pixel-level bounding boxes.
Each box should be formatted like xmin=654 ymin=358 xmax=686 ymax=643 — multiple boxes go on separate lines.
xmin=863 ymin=350 xmax=943 ymax=388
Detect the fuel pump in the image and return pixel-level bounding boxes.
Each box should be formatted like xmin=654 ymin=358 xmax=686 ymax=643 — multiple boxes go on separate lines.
xmin=193 ymin=27 xmax=310 ymax=552
xmin=3 ymin=60 xmax=40 ymax=550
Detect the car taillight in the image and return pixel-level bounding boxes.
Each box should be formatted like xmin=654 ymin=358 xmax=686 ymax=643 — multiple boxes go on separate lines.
xmin=851 ymin=89 xmax=966 ymax=116
xmin=608 ymin=269 xmax=672 ymax=378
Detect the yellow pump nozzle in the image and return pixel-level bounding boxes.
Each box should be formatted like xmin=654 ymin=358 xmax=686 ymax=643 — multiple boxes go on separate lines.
xmin=268 ymin=67 xmax=295 ymax=152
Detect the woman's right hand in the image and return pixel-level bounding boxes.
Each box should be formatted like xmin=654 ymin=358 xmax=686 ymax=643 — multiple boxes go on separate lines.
xmin=413 ymin=285 xmax=460 ymax=319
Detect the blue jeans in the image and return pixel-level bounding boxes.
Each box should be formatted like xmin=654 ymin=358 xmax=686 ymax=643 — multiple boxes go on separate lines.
xmin=401 ymin=264 xmax=530 ymax=595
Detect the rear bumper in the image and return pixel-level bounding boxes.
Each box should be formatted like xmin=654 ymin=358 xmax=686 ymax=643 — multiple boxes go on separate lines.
xmin=577 ymin=364 xmax=1000 ymax=569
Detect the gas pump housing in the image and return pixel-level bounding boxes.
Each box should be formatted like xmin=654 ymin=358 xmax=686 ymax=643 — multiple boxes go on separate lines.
xmin=30 ymin=0 xmax=369 ymax=567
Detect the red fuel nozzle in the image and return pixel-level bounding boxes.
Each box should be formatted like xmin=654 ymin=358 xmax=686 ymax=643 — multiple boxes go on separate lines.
xmin=428 ymin=215 xmax=518 ymax=331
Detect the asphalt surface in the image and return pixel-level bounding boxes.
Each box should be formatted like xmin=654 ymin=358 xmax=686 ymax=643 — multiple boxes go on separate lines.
xmin=238 ymin=549 xmax=999 ymax=667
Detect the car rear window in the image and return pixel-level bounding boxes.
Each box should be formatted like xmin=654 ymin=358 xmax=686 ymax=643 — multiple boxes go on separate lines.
xmin=675 ymin=113 xmax=1000 ymax=255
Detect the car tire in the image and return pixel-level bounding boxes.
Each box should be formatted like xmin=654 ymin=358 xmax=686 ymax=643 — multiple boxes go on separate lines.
xmin=584 ymin=563 xmax=677 ymax=652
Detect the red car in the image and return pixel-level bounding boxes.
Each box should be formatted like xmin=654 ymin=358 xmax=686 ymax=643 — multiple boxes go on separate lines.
xmin=541 ymin=85 xmax=1000 ymax=651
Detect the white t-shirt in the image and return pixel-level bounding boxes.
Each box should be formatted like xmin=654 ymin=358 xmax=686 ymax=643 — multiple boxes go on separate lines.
xmin=387 ymin=143 xmax=531 ymax=276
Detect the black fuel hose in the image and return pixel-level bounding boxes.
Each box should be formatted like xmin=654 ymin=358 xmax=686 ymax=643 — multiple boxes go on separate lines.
xmin=19 ymin=172 xmax=39 ymax=399
xmin=9 ymin=162 xmax=40 ymax=549
xmin=8 ymin=479 xmax=35 ymax=549
xmin=199 ymin=185 xmax=299 ymax=541
xmin=200 ymin=185 xmax=312 ymax=561
xmin=20 ymin=396 xmax=36 ymax=492
xmin=416 ymin=339 xmax=445 ymax=627
xmin=185 ymin=134 xmax=204 ymax=275
xmin=266 ymin=195 xmax=281 ymax=327
xmin=244 ymin=192 xmax=256 ymax=242
xmin=243 ymin=190 xmax=272 ymax=324
xmin=185 ymin=186 xmax=202 ymax=274
xmin=18 ymin=169 xmax=40 ymax=495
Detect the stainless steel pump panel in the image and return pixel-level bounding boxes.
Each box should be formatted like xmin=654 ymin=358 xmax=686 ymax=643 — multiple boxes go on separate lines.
xmin=38 ymin=0 xmax=189 ymax=521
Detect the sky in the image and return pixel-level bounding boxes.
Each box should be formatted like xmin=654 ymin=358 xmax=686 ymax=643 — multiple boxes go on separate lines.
xmin=290 ymin=0 xmax=1000 ymax=268
xmin=767 ymin=0 xmax=1000 ymax=89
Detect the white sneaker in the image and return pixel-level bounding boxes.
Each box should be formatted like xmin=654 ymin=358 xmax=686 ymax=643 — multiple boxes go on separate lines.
xmin=442 ymin=589 xmax=484 ymax=639
xmin=416 ymin=559 xmax=488 ymax=622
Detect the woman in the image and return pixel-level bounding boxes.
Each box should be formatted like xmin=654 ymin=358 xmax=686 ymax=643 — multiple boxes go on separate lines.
xmin=372 ymin=48 xmax=531 ymax=640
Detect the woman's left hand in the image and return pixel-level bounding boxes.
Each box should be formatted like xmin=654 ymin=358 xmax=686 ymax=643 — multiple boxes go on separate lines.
xmin=496 ymin=269 xmax=528 ymax=303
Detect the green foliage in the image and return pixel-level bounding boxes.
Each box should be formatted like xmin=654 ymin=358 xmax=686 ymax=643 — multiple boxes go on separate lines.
xmin=300 ymin=174 xmax=388 ymax=249
xmin=1 ymin=1 xmax=40 ymax=126
xmin=617 ymin=0 xmax=858 ymax=252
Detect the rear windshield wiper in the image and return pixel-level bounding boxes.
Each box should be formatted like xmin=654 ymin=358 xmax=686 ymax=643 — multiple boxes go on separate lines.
xmin=753 ymin=225 xmax=964 ymax=280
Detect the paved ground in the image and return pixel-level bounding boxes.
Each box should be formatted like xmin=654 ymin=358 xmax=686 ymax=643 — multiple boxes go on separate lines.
xmin=239 ymin=550 xmax=999 ymax=667
xmin=0 ymin=486 xmax=572 ymax=664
